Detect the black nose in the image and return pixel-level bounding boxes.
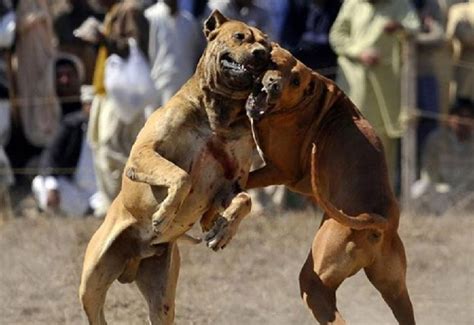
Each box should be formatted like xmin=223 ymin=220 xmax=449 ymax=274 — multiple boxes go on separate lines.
xmin=252 ymin=48 xmax=268 ymax=60
xmin=270 ymin=82 xmax=280 ymax=93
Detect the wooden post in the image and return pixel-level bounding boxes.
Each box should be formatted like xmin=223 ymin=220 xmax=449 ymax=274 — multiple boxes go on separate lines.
xmin=400 ymin=37 xmax=417 ymax=213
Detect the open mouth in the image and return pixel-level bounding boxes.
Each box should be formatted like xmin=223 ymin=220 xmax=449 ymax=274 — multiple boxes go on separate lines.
xmin=220 ymin=53 xmax=249 ymax=76
xmin=245 ymin=81 xmax=275 ymax=120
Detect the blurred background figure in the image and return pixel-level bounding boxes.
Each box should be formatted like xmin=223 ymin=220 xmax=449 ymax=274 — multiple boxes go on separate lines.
xmin=31 ymin=85 xmax=97 ymax=217
xmin=0 ymin=0 xmax=14 ymax=223
xmin=411 ymin=98 xmax=474 ymax=215
xmin=413 ymin=0 xmax=446 ymax=176
xmin=6 ymin=0 xmax=60 ymax=179
xmin=205 ymin=0 xmax=274 ymax=39
xmin=145 ymin=0 xmax=202 ymax=112
xmin=285 ymin=0 xmax=342 ymax=80
xmin=14 ymin=0 xmax=60 ymax=148
xmin=178 ymin=0 xmax=207 ymax=18
xmin=329 ymin=0 xmax=420 ymax=189
xmin=55 ymin=53 xmax=85 ymax=117
xmin=431 ymin=0 xmax=467 ymax=117
xmin=446 ymin=0 xmax=474 ymax=102
xmin=75 ymin=0 xmax=149 ymax=216
xmin=53 ymin=0 xmax=102 ymax=83
xmin=6 ymin=52 xmax=85 ymax=180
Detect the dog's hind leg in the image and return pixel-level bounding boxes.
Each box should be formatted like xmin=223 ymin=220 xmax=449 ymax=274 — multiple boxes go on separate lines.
xmin=299 ymin=220 xmax=374 ymax=324
xmin=364 ymin=233 xmax=415 ymax=325
xmin=299 ymin=251 xmax=347 ymax=323
xmin=79 ymin=231 xmax=130 ymax=324
xmin=79 ymin=203 xmax=137 ymax=325
xmin=135 ymin=242 xmax=180 ymax=325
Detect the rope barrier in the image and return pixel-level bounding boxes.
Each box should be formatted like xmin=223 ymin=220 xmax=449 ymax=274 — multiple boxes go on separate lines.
xmin=0 ymin=57 xmax=473 ymax=108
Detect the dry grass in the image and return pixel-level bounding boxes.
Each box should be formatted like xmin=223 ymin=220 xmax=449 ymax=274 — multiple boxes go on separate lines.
xmin=0 ymin=206 xmax=473 ymax=325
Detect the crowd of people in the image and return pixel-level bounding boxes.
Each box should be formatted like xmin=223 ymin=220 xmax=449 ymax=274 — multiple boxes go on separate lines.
xmin=0 ymin=0 xmax=473 ymax=220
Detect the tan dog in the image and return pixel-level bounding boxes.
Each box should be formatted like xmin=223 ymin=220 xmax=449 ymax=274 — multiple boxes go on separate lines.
xmin=245 ymin=45 xmax=415 ymax=324
xmin=79 ymin=11 xmax=270 ymax=325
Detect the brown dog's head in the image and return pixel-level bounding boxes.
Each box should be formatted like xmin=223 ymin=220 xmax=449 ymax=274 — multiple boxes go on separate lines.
xmin=199 ymin=10 xmax=271 ymax=98
xmin=246 ymin=44 xmax=317 ymax=119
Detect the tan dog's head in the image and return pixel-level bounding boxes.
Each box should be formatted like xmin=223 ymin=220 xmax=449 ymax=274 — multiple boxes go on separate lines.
xmin=246 ymin=44 xmax=317 ymax=119
xmin=199 ymin=10 xmax=271 ymax=98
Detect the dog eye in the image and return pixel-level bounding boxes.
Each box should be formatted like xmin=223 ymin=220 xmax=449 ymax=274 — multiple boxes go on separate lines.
xmin=291 ymin=77 xmax=300 ymax=87
xmin=233 ymin=33 xmax=245 ymax=41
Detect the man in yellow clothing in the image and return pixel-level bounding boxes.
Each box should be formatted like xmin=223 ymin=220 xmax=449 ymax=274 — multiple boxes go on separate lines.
xmin=76 ymin=0 xmax=149 ymax=216
xmin=329 ymin=0 xmax=420 ymax=188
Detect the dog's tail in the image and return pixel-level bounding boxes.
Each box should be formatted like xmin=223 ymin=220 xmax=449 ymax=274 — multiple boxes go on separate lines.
xmin=311 ymin=144 xmax=388 ymax=231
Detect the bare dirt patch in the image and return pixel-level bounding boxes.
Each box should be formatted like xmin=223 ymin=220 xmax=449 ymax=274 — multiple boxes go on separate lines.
xmin=0 ymin=208 xmax=473 ymax=324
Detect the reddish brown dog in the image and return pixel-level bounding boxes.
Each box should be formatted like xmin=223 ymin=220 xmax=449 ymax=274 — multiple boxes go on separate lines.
xmin=245 ymin=45 xmax=415 ymax=324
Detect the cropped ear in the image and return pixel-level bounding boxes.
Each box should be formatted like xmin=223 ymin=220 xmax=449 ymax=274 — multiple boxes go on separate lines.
xmin=304 ymin=79 xmax=316 ymax=97
xmin=203 ymin=10 xmax=229 ymax=40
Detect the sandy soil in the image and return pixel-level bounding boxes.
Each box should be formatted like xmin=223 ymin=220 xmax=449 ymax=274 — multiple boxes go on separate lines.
xmin=0 ymin=204 xmax=473 ymax=325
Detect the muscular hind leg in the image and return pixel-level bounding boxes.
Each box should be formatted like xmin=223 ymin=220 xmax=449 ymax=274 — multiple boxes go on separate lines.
xmin=135 ymin=242 xmax=180 ymax=325
xmin=299 ymin=220 xmax=369 ymax=324
xmin=79 ymin=229 xmax=130 ymax=325
xmin=299 ymin=257 xmax=346 ymax=325
xmin=364 ymin=233 xmax=415 ymax=325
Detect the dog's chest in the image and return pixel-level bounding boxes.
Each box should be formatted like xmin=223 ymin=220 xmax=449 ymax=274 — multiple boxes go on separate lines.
xmin=187 ymin=135 xmax=252 ymax=195
xmin=156 ymin=134 xmax=252 ymax=240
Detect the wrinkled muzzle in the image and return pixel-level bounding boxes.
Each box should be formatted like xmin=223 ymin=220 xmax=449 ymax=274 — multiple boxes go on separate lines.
xmin=218 ymin=43 xmax=270 ymax=92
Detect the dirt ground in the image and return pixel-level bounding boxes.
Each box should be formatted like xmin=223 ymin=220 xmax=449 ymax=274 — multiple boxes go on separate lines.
xmin=0 ymin=200 xmax=473 ymax=325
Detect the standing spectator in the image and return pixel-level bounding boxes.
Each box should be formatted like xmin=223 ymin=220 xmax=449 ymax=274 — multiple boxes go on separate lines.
xmin=432 ymin=0 xmax=466 ymax=115
xmin=446 ymin=1 xmax=474 ymax=102
xmin=145 ymin=0 xmax=202 ymax=111
xmin=75 ymin=0 xmax=149 ymax=216
xmin=291 ymin=0 xmax=342 ymax=79
xmin=53 ymin=0 xmax=102 ymax=83
xmin=15 ymin=0 xmax=60 ymax=148
xmin=411 ymin=98 xmax=474 ymax=214
xmin=205 ymin=0 xmax=274 ymax=39
xmin=32 ymin=85 xmax=98 ymax=217
xmin=329 ymin=0 xmax=420 ymax=187
xmin=414 ymin=0 xmax=446 ymax=175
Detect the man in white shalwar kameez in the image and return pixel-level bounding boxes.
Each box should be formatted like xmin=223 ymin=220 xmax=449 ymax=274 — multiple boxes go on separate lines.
xmin=145 ymin=0 xmax=203 ymax=111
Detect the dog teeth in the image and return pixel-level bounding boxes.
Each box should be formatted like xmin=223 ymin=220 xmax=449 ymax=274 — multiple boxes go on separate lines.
xmin=222 ymin=59 xmax=246 ymax=71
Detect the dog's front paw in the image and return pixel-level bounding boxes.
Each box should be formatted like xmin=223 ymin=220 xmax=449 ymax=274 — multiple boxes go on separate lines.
xmin=151 ymin=209 xmax=175 ymax=235
xmin=205 ymin=216 xmax=237 ymax=251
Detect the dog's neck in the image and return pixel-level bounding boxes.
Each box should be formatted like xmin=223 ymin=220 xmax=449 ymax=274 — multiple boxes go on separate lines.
xmin=251 ymin=78 xmax=345 ymax=178
xmin=189 ymin=56 xmax=252 ymax=139
xmin=198 ymin=86 xmax=250 ymax=139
